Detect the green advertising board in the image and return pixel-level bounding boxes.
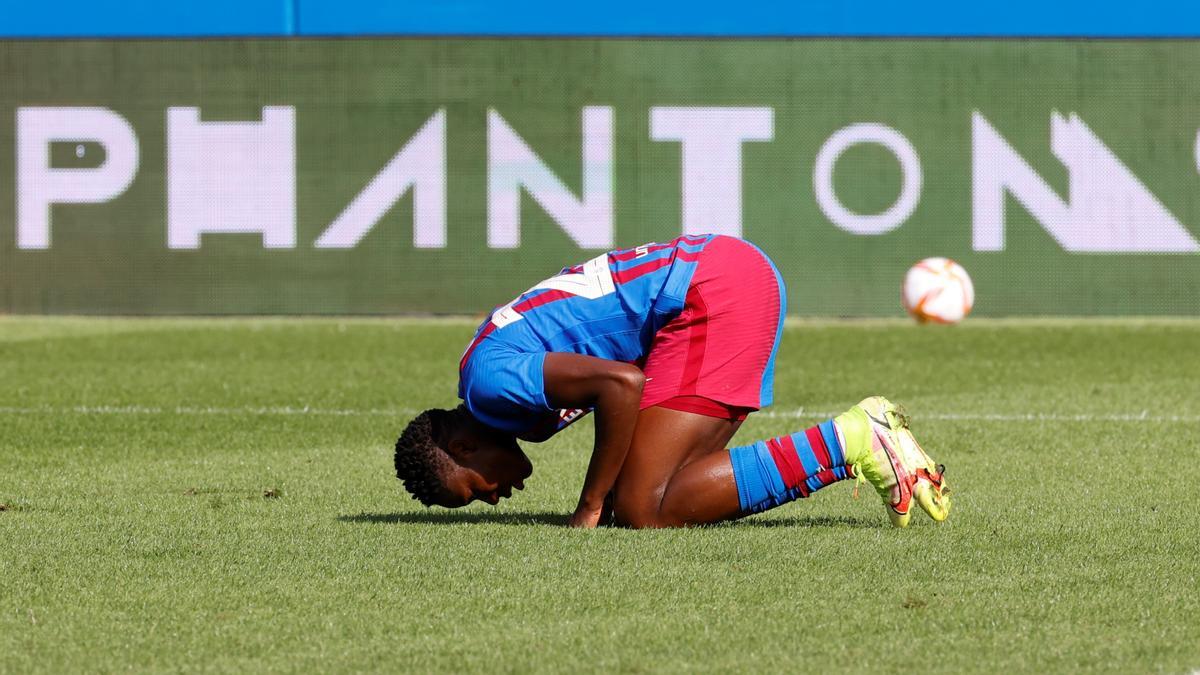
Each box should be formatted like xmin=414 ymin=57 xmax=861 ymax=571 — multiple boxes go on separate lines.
xmin=1 ymin=39 xmax=1199 ymax=315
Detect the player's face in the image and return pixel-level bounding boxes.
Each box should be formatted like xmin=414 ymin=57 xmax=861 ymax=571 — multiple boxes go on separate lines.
xmin=437 ymin=425 xmax=533 ymax=508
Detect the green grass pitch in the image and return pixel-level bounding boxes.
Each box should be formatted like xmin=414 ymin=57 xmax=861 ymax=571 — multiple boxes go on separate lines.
xmin=2 ymin=316 xmax=1199 ymax=673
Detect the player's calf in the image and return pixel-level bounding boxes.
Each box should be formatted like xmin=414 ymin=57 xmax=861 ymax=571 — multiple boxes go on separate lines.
xmin=728 ymin=419 xmax=852 ymax=512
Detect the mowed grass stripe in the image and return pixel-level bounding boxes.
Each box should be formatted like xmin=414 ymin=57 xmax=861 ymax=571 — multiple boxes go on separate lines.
xmin=1 ymin=405 xmax=1198 ymax=424
xmin=2 ymin=317 xmax=1199 ymax=673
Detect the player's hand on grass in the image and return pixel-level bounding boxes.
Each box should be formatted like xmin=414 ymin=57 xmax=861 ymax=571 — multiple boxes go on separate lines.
xmin=568 ymin=499 xmax=606 ymax=528
xmin=570 ymin=491 xmax=614 ymax=528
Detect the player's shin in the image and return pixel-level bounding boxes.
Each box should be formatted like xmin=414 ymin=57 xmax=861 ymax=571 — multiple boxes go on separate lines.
xmin=727 ymin=420 xmax=851 ymax=514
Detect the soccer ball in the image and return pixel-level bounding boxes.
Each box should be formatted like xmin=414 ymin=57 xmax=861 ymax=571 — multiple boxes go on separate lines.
xmin=902 ymin=257 xmax=975 ymax=324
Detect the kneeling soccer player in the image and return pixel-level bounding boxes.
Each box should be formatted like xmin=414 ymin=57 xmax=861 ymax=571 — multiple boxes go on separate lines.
xmin=393 ymin=234 xmax=950 ymax=529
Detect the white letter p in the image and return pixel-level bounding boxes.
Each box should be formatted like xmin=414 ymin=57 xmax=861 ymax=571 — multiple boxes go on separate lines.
xmin=17 ymin=107 xmax=139 ymax=249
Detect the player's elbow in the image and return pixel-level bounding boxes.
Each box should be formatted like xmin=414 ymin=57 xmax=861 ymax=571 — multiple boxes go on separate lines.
xmin=608 ymin=364 xmax=645 ymax=396
xmin=590 ymin=362 xmax=644 ymax=407
xmin=591 ymin=365 xmax=643 ymax=411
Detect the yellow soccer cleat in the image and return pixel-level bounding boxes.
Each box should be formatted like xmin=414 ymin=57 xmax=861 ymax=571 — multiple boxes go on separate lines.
xmin=835 ymin=396 xmax=951 ymax=527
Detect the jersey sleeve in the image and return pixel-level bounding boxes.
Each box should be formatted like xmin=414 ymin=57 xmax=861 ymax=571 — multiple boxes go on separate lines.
xmin=518 ymin=406 xmax=593 ymax=442
xmin=459 ymin=347 xmax=552 ymax=435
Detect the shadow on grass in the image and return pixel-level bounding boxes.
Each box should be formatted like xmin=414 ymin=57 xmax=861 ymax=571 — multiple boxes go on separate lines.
xmin=725 ymin=514 xmax=879 ymax=529
xmin=338 ymin=510 xmax=568 ymax=526
xmin=339 ymin=511 xmax=876 ymax=529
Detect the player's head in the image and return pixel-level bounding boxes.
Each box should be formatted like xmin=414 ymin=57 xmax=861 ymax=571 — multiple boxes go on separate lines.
xmin=394 ymin=405 xmax=532 ymax=508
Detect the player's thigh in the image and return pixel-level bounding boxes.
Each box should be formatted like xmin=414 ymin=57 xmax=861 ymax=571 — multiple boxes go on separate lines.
xmin=612 ymin=406 xmax=740 ymax=525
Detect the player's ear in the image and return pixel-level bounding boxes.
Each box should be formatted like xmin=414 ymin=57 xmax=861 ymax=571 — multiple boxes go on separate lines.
xmin=429 ymin=407 xmax=473 ymax=461
xmin=444 ymin=437 xmax=475 ymax=461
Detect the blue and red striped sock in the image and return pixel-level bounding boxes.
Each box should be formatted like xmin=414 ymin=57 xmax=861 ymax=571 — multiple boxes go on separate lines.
xmin=728 ymin=420 xmax=852 ymax=514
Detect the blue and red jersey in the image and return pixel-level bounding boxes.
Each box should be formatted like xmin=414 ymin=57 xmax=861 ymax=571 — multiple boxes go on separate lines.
xmin=458 ymin=234 xmax=715 ymax=435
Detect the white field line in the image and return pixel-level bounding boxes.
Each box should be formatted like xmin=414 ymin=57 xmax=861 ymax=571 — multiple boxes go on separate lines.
xmin=0 ymin=405 xmax=1195 ymax=424
xmin=0 ymin=405 xmax=405 ymax=417
xmin=763 ymin=409 xmax=1197 ymax=423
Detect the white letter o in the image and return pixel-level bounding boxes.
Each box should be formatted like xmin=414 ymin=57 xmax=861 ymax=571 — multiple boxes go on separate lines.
xmin=813 ymin=123 xmax=922 ymax=235
xmin=1194 ymin=129 xmax=1200 ymax=175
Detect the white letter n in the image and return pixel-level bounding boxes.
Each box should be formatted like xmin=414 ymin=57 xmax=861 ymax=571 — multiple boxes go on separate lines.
xmin=487 ymin=106 xmax=613 ymax=249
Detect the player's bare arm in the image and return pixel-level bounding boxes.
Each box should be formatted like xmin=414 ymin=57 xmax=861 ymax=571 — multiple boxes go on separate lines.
xmin=541 ymin=353 xmax=644 ymax=528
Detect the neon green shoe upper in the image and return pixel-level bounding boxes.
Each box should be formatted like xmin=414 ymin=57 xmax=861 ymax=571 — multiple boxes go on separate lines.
xmin=835 ymin=396 xmax=951 ymax=527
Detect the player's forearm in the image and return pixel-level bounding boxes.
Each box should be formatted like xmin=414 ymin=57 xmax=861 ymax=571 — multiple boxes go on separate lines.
xmin=541 ymin=353 xmax=645 ymax=526
xmin=576 ymin=372 xmax=643 ymax=509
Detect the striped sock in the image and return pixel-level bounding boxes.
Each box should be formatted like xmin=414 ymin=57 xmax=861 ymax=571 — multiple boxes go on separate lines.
xmin=728 ymin=420 xmax=852 ymax=514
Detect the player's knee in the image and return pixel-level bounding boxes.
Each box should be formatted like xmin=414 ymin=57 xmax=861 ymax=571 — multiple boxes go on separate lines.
xmin=612 ymin=494 xmax=675 ymax=529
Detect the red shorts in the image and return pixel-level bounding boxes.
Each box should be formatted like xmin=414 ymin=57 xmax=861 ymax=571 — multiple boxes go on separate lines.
xmin=639 ymin=236 xmax=786 ymax=420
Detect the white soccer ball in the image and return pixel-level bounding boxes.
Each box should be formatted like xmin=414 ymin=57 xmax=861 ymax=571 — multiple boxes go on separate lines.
xmin=902 ymin=257 xmax=975 ymax=324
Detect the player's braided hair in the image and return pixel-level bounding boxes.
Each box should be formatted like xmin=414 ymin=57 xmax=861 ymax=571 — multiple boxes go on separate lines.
xmin=394 ymin=407 xmax=459 ymax=506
